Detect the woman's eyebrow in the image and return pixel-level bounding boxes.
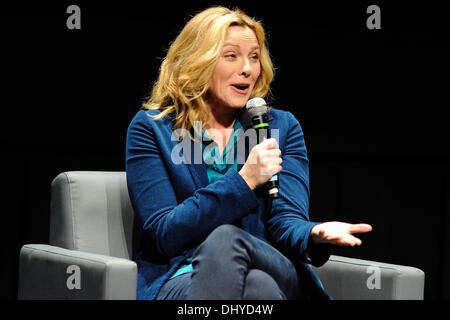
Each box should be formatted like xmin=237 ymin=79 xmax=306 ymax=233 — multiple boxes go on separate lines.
xmin=223 ymin=43 xmax=260 ymax=51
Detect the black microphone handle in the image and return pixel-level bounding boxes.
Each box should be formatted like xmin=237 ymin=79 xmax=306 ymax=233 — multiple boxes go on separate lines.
xmin=251 ymin=115 xmax=280 ymax=199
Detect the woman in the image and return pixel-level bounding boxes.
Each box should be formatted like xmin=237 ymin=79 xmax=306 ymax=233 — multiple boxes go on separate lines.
xmin=126 ymin=6 xmax=372 ymax=300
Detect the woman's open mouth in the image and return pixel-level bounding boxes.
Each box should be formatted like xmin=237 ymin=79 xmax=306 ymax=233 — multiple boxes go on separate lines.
xmin=231 ymin=83 xmax=250 ymax=94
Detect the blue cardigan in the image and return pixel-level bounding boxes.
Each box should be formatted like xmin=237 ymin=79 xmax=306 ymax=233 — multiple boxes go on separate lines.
xmin=126 ymin=106 xmax=332 ymax=300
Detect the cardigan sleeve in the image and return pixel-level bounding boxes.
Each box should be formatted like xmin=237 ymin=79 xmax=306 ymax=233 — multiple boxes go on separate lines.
xmin=125 ymin=111 xmax=259 ymax=259
xmin=265 ymin=112 xmax=331 ymax=267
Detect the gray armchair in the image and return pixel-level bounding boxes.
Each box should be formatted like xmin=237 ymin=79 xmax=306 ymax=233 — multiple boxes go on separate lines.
xmin=18 ymin=171 xmax=425 ymax=300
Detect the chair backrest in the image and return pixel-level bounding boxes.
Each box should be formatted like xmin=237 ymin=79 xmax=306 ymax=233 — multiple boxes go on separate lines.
xmin=49 ymin=171 xmax=137 ymax=260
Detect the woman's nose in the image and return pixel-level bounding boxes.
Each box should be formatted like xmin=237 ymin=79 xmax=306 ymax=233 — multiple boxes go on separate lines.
xmin=240 ymin=58 xmax=252 ymax=77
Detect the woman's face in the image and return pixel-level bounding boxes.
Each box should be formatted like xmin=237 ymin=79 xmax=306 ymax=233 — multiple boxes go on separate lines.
xmin=206 ymin=25 xmax=261 ymax=112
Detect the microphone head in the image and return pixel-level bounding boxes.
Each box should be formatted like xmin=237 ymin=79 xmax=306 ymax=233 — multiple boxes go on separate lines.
xmin=246 ymin=97 xmax=269 ymax=117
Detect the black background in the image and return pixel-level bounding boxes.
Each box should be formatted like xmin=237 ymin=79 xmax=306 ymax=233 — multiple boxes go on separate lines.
xmin=1 ymin=0 xmax=449 ymax=300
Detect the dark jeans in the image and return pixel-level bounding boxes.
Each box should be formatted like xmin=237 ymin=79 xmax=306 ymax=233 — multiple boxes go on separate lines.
xmin=156 ymin=224 xmax=302 ymax=300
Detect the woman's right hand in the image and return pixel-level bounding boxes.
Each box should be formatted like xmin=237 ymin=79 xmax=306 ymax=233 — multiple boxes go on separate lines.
xmin=238 ymin=138 xmax=282 ymax=190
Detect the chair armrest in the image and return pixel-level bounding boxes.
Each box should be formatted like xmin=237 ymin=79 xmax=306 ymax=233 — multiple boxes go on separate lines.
xmin=311 ymin=255 xmax=425 ymax=300
xmin=18 ymin=244 xmax=137 ymax=300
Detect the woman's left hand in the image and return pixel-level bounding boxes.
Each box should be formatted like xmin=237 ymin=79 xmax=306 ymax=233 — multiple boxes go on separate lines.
xmin=310 ymin=222 xmax=373 ymax=246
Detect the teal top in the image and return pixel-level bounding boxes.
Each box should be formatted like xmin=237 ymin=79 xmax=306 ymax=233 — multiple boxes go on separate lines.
xmin=169 ymin=119 xmax=243 ymax=279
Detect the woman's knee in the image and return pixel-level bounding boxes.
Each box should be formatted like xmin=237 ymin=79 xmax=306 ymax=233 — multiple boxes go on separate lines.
xmin=243 ymin=269 xmax=286 ymax=300
xmin=201 ymin=224 xmax=244 ymax=248
xmin=194 ymin=224 xmax=248 ymax=262
xmin=209 ymin=224 xmax=244 ymax=241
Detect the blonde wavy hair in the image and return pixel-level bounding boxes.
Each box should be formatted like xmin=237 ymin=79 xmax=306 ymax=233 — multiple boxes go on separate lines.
xmin=142 ymin=6 xmax=275 ymax=139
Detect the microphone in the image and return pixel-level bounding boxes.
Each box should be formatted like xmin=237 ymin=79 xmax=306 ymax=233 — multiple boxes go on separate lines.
xmin=246 ymin=97 xmax=279 ymax=199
